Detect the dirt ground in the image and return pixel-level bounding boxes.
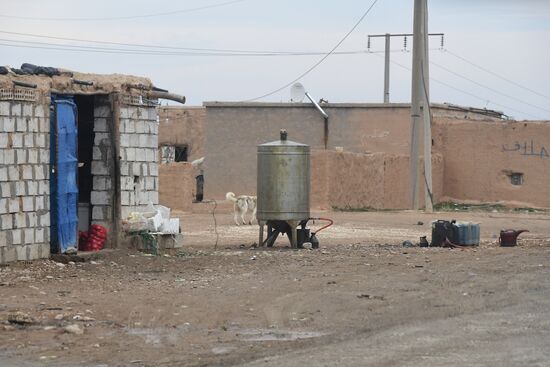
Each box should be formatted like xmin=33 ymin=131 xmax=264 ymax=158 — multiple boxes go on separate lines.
xmin=1 ymin=210 xmax=550 ymax=367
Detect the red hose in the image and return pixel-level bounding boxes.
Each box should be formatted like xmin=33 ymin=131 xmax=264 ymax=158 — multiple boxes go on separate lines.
xmin=309 ymin=217 xmax=334 ymax=235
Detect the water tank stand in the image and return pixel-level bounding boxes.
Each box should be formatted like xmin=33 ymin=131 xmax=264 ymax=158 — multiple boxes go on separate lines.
xmin=258 ymin=220 xmax=299 ymax=249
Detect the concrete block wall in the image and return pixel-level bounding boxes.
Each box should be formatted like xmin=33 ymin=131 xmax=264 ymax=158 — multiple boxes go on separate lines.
xmin=90 ymin=96 xmax=115 ymax=232
xmin=119 ymin=104 xmax=159 ymax=219
xmin=0 ymin=99 xmax=51 ymax=263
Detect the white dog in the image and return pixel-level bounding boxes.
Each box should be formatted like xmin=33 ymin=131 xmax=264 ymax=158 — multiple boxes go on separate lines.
xmin=226 ymin=192 xmax=257 ymax=225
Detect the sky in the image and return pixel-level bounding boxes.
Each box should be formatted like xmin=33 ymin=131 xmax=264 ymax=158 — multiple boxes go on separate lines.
xmin=1 ymin=0 xmax=550 ymax=120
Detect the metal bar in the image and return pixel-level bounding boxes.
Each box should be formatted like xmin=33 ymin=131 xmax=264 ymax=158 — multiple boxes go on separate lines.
xmin=368 ymin=33 xmax=444 ymax=37
xmin=305 ymin=92 xmax=328 ymax=119
xmin=422 ymin=0 xmax=433 ymax=212
xmin=13 ymin=80 xmax=37 ymax=88
xmin=384 ymin=33 xmax=390 ymax=103
xmin=110 ymin=93 xmax=122 ymax=248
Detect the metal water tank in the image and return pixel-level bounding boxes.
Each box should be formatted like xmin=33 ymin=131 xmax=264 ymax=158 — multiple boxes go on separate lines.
xmin=257 ymin=130 xmax=310 ymax=222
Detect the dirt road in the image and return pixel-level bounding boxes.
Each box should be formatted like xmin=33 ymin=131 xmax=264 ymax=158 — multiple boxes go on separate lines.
xmin=1 ymin=210 xmax=549 ymax=366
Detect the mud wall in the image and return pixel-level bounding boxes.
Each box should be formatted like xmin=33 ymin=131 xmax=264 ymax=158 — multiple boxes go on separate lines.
xmin=434 ymin=118 xmax=550 ymax=208
xmin=159 ymin=163 xmax=195 ymax=212
xmin=311 ymin=151 xmax=444 ymax=210
xmin=158 ymin=106 xmax=205 ymax=162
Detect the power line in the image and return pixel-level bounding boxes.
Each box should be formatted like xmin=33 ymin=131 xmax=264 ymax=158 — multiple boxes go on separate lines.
xmin=383 ymin=53 xmax=538 ymax=119
xmin=444 ymin=48 xmax=550 ymax=103
xmin=244 ymin=0 xmax=381 ymax=102
xmin=0 ymin=38 xmax=389 ymax=57
xmin=0 ymin=0 xmax=250 ymax=21
xmin=0 ymin=30 xmax=390 ymax=56
xmin=430 ymin=60 xmax=550 ymax=115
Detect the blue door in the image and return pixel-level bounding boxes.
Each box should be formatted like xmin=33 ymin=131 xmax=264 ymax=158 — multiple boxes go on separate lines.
xmin=50 ymin=96 xmax=78 ymax=253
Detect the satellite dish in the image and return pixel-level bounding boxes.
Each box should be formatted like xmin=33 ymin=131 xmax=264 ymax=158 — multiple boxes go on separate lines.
xmin=290 ymin=83 xmax=306 ymax=102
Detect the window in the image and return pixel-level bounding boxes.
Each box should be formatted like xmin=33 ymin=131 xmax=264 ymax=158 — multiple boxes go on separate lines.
xmin=174 ymin=145 xmax=188 ymax=162
xmin=509 ymin=172 xmax=523 ymax=186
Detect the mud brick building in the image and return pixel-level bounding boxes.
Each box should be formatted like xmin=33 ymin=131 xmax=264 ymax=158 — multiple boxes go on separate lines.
xmin=0 ymin=65 xmax=184 ymax=263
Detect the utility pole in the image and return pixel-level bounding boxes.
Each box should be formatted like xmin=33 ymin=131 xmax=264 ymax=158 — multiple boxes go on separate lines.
xmin=368 ymin=32 xmax=443 ymax=104
xmin=409 ymin=0 xmax=433 ymax=211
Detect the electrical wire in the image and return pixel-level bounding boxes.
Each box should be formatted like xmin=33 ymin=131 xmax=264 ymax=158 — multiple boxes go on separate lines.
xmin=0 ymin=0 xmax=250 ymax=21
xmin=444 ymin=48 xmax=550 ymax=103
xmin=382 ymin=53 xmax=539 ymax=119
xmin=243 ymin=0 xmax=381 ymax=102
xmin=0 ymin=31 xmax=393 ymax=57
xmin=430 ymin=59 xmax=550 ymax=115
xmin=0 ymin=38 xmax=381 ymax=57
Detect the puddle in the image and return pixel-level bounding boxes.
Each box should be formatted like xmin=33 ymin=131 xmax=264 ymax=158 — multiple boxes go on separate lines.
xmin=236 ymin=328 xmax=325 ymax=342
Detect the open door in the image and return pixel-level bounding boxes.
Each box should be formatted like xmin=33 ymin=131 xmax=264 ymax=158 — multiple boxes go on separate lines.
xmin=50 ymin=96 xmax=78 ymax=253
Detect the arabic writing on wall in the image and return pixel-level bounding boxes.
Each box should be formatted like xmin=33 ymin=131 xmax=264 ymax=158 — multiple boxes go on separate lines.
xmin=502 ymin=140 xmax=549 ymax=159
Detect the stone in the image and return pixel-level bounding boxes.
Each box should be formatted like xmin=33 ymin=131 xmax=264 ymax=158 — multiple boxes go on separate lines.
xmin=28 ymin=150 xmax=38 ymax=164
xmin=64 ymin=324 xmax=84 ymax=335
xmin=93 ymin=118 xmax=108 ymax=132
xmin=91 ymin=161 xmax=109 ymax=175
xmin=12 ymin=133 xmax=23 ymax=148
xmin=91 ymin=191 xmax=109 ymax=205
xmin=0 ymin=167 xmax=7 ymax=182
xmin=8 ymin=199 xmax=19 ymax=213
xmin=0 ymin=133 xmax=8 ymax=148
xmin=0 ymin=214 xmax=12 ymax=230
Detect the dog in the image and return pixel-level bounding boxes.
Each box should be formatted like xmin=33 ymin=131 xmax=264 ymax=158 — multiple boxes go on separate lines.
xmin=226 ymin=192 xmax=257 ymax=225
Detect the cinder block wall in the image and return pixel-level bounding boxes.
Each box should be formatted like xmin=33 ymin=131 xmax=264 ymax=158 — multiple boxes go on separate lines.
xmin=119 ymin=104 xmax=159 ymax=219
xmin=0 ymin=98 xmax=51 ymax=263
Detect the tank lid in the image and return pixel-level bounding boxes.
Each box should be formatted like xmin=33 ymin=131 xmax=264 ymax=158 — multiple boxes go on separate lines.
xmin=259 ymin=129 xmax=309 ymax=147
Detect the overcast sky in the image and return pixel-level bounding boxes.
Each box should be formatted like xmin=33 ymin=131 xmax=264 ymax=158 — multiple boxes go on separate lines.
xmin=1 ymin=0 xmax=550 ymax=120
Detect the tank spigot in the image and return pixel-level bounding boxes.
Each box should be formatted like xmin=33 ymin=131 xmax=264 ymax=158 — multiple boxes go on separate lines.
xmin=280 ymin=129 xmax=288 ymax=141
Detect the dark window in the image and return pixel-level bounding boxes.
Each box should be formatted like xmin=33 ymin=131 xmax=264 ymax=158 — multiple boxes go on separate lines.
xmin=510 ymin=172 xmax=523 ymax=186
xmin=174 ymin=145 xmax=188 ymax=162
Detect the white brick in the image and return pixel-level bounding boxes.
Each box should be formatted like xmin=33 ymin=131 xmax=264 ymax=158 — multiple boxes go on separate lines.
xmin=2 ymin=117 xmax=15 ymax=132
xmin=94 ymin=133 xmax=110 ymax=146
xmin=92 ymin=147 xmax=103 ymax=161
xmin=34 ymin=166 xmax=45 ymax=180
xmin=39 ymin=213 xmax=50 ymax=227
xmin=39 ymin=149 xmax=49 ymax=164
xmin=120 ymin=163 xmax=129 ymax=176
xmin=23 ymin=134 xmax=34 ymax=147
xmin=8 ymin=198 xmax=19 ymax=213
xmin=23 ymin=228 xmax=34 ymax=244
xmin=135 ymin=148 xmax=146 ymax=162
xmin=141 ymin=163 xmax=148 ymax=176
xmin=28 ymin=150 xmax=38 ymax=164
xmin=149 ymin=191 xmax=159 ymax=205
xmin=22 ymin=104 xmax=33 ymax=117
xmin=92 ymin=206 xmax=104 ymax=220
xmin=126 ymin=148 xmax=136 ymax=161
xmin=0 ymin=167 xmax=7 ymax=182
xmin=22 ymin=165 xmax=33 ymax=180
xmin=1 ymin=214 xmax=12 ymax=230
xmin=26 ymin=181 xmax=37 ymax=195
xmin=11 ymin=229 xmax=22 ymax=245
xmin=93 ymin=176 xmax=106 ymax=190
xmin=12 ymin=133 xmax=23 ymax=148
xmin=38 ymin=181 xmax=49 ymax=195
xmin=94 ymin=118 xmax=108 ymax=132
xmin=119 ymin=107 xmax=130 ymax=119
xmin=120 ymin=134 xmax=130 ymax=148
xmin=0 ymin=182 xmax=10 ymax=197
xmin=123 ymin=120 xmax=135 ymax=133
xmin=128 ymin=191 xmax=135 ymax=206
xmin=8 ymin=166 xmax=19 ymax=181
xmin=22 ymin=196 xmax=34 ymax=211
xmin=35 ymin=196 xmax=45 ymax=211
xmin=0 ymin=102 xmax=10 ymax=116
xmin=11 ymin=103 xmax=22 ymax=116
xmin=121 ymin=177 xmax=133 ymax=191
xmin=15 ymin=149 xmax=26 ymax=164
xmin=15 ymin=181 xmax=25 ymax=196
xmin=3 ymin=149 xmax=14 ymax=164
xmin=138 ymin=191 xmax=148 ymax=205
xmin=121 ymin=191 xmax=130 ymax=205
xmin=151 ymin=123 xmax=158 ymax=135
xmin=27 ymin=118 xmax=38 ymax=132
xmin=91 ymin=161 xmax=109 ymax=175
xmin=149 ymin=163 xmax=158 ymax=177
xmin=0 ymin=198 xmax=7 ymax=214
xmin=146 ymin=177 xmax=156 ymax=190
xmin=27 ymin=212 xmax=37 ymax=227
xmin=135 ymin=121 xmax=146 ymax=133
xmin=91 ymin=191 xmax=109 ymax=205
xmin=130 ymin=134 xmax=139 ymax=147
xmin=39 ymin=118 xmax=48 ymax=132
xmin=35 ymin=133 xmax=46 ymax=148
xmin=16 ymin=118 xmax=26 ymax=132
xmin=131 ymin=163 xmax=141 ymax=176
xmin=14 ymin=212 xmax=26 ymax=228
xmin=146 ymin=149 xmax=156 ymax=162
xmin=0 ymin=133 xmax=8 ymax=148
xmin=35 ymin=104 xmax=45 ymax=118
xmin=35 ymin=228 xmax=44 ymax=243
xmin=94 ymin=105 xmax=111 ymax=118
